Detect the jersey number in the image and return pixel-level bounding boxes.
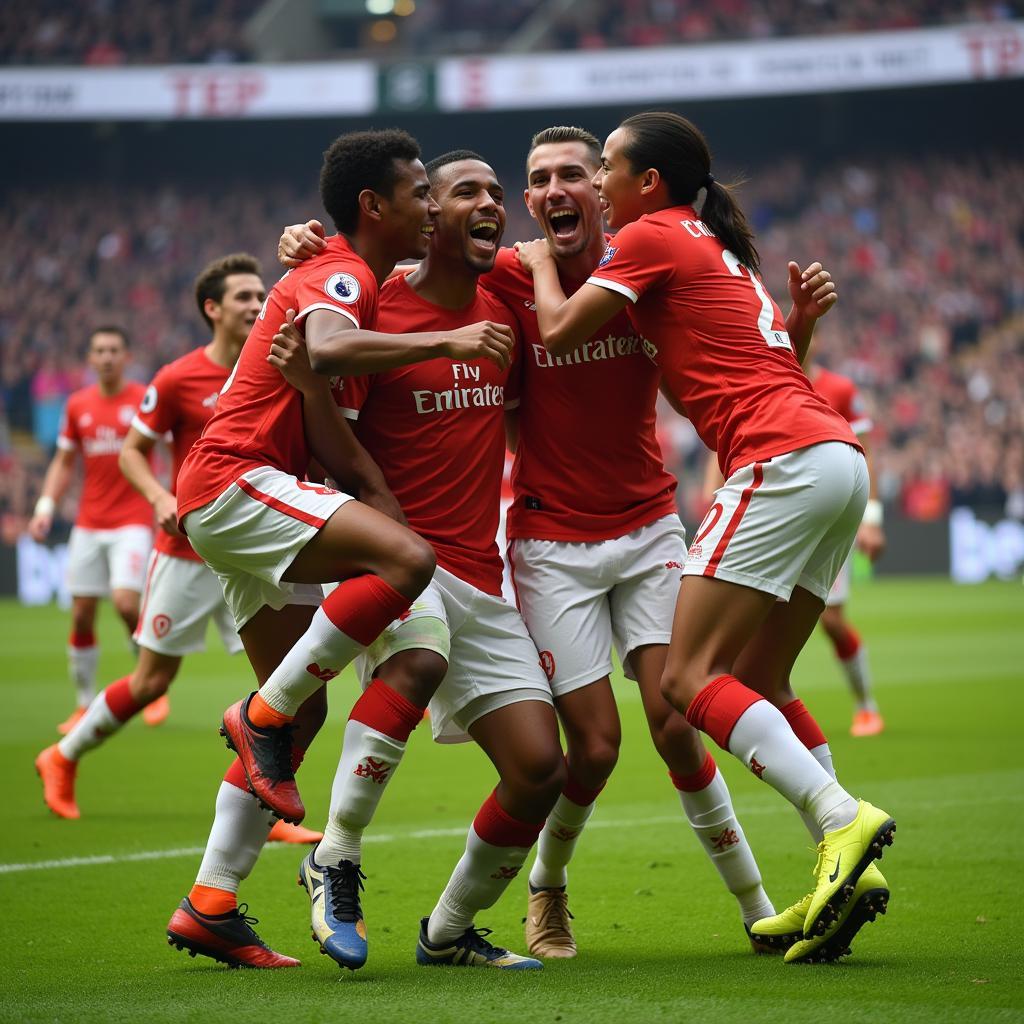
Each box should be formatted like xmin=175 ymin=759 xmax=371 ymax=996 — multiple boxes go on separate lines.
xmin=721 ymin=251 xmax=792 ymax=352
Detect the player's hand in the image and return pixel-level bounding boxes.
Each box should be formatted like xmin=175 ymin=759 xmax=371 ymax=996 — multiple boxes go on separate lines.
xmin=269 ymin=309 xmax=322 ymax=393
xmin=278 ymin=220 xmax=327 ymax=268
xmin=27 ymin=513 xmax=52 ymax=542
xmin=856 ymin=522 xmax=886 ymax=562
xmin=359 ymin=484 xmax=408 ymax=527
xmin=441 ymin=321 xmax=514 ymax=370
xmin=514 ymin=238 xmax=554 ymax=273
xmin=153 ymin=491 xmax=182 ymax=538
xmin=788 ymin=261 xmax=837 ymax=321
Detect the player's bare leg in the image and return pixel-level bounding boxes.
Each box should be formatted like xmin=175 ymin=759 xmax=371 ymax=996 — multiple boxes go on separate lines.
xmin=222 ymin=500 xmax=434 ymax=823
xmin=631 ymin=642 xmax=776 ymax=947
xmin=819 ymin=604 xmax=883 ymax=736
xmin=62 ymin=595 xmax=101 ymax=733
xmin=420 ymin=700 xmax=563 ymax=969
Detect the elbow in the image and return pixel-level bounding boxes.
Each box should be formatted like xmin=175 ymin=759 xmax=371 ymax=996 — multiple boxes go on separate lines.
xmin=542 ymin=325 xmax=577 ymax=357
xmin=308 ymin=351 xmax=331 ymax=376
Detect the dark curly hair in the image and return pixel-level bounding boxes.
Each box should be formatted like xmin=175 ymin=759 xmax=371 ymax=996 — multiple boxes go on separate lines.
xmin=320 ymin=128 xmax=422 ymax=235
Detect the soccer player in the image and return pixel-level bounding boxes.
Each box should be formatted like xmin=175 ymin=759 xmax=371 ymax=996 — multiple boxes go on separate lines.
xmin=809 ymin=360 xmax=886 ymax=736
xmin=34 ymin=255 xmax=314 ymax=844
xmin=165 ymin=129 xmax=511 ymax=969
xmin=277 ymin=128 xmax=777 ymax=960
xmin=28 ymin=327 xmax=152 ymax=735
xmin=516 ymin=111 xmax=894 ymax=964
xmin=273 ymin=150 xmax=561 ymax=971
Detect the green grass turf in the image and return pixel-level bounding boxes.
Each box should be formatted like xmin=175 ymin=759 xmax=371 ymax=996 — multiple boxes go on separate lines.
xmin=3 ymin=578 xmax=1022 ymax=1023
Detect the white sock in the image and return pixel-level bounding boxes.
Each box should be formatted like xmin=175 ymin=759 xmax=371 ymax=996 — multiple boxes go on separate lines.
xmin=58 ymin=690 xmax=121 ymax=761
xmin=528 ymin=793 xmax=595 ymax=890
xmin=796 ymin=742 xmax=837 ymax=842
xmin=427 ymin=825 xmax=533 ymax=945
xmin=256 ymin=606 xmax=365 ymax=717
xmin=841 ymin=646 xmax=877 ymax=711
xmin=677 ymin=767 xmax=775 ymax=925
xmin=195 ymin=782 xmax=275 ymax=893
xmin=316 ymin=718 xmax=408 ymax=866
xmin=68 ymin=644 xmax=99 ymax=707
xmin=727 ymin=699 xmax=858 ymax=835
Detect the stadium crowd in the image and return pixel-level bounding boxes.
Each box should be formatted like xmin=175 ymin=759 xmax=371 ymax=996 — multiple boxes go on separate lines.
xmin=1 ymin=152 xmax=1021 ymax=534
xmin=3 ymin=0 xmax=1019 ymax=64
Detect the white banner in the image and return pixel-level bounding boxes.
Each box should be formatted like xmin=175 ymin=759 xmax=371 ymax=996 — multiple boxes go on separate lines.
xmin=0 ymin=62 xmax=376 ymax=120
xmin=438 ymin=22 xmax=1024 ymax=111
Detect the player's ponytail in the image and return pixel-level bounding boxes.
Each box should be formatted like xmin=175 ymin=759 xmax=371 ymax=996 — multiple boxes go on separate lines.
xmin=620 ymin=111 xmax=761 ymax=274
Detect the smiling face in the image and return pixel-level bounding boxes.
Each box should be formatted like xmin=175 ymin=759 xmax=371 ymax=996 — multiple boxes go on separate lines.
xmin=379 ymin=158 xmax=441 ymax=261
xmin=525 ymin=141 xmax=604 ymax=258
xmin=593 ymin=127 xmax=648 ymax=230
xmin=428 ymin=159 xmax=506 ymax=274
xmin=207 ymin=273 xmax=266 ymax=346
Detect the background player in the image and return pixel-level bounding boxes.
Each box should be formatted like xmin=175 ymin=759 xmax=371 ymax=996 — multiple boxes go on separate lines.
xmin=28 ymin=327 xmax=152 ymax=734
xmin=34 ymin=254 xmax=316 ymax=845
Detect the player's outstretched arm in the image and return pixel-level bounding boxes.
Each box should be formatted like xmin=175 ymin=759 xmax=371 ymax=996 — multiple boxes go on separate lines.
xmin=303 ymin=308 xmax=513 ymax=376
xmin=515 ymin=239 xmax=626 ymax=356
xmin=269 ymin=312 xmax=406 ymax=524
xmin=27 ymin=446 xmax=76 ymax=541
xmin=120 ymin=428 xmax=180 ymax=537
xmin=785 ymin=261 xmax=837 ymax=366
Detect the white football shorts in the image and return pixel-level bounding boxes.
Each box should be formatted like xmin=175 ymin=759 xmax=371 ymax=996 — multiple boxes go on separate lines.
xmin=509 ymin=514 xmax=687 ymax=697
xmin=66 ymin=524 xmax=153 ymax=597
xmin=182 ymin=466 xmax=353 ymax=630
xmin=356 ymin=565 xmax=553 ymax=743
xmin=134 ymin=550 xmax=244 ymax=656
xmin=683 ymin=441 xmax=868 ymax=602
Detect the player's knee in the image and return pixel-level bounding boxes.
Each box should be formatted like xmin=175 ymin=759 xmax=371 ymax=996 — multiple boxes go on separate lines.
xmin=384 ymin=532 xmax=435 ymax=598
xmin=659 ymin=669 xmax=694 ymax=715
xmin=379 ymin=648 xmax=446 ymax=708
xmin=112 ymin=595 xmax=139 ymax=629
xmin=132 ymin=669 xmax=174 ymax=703
xmin=567 ymin=735 xmax=618 ymax=790
xmin=510 ymin=746 xmax=567 ymax=809
xmin=650 ymin=711 xmax=703 ymax=770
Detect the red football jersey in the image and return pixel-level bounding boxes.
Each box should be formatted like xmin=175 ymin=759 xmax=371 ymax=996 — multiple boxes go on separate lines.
xmin=337 ymin=275 xmax=519 ymax=596
xmin=132 ymin=346 xmax=232 ymax=560
xmin=811 ymin=366 xmax=873 ymax=437
xmin=177 ymin=235 xmax=378 ymax=522
xmin=588 ymin=207 xmax=859 ymax=478
xmin=485 ymin=246 xmax=677 ymax=542
xmin=57 ymin=382 xmax=152 ymax=530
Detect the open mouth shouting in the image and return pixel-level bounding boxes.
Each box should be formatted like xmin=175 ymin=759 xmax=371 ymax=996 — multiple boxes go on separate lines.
xmin=546 ymin=206 xmax=582 ymax=245
xmin=468 ymin=217 xmax=500 ymax=255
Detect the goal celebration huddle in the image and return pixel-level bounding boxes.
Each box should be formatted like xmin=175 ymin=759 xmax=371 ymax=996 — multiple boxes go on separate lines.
xmin=35 ymin=112 xmax=896 ymax=972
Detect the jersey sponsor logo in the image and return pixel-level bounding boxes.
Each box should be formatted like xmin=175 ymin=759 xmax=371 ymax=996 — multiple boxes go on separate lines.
xmin=353 ymin=756 xmax=391 ymax=784
xmin=598 ymin=244 xmax=617 ymax=267
xmin=81 ymin=425 xmax=126 ymax=456
xmin=531 ymin=334 xmax=643 ymax=369
xmin=324 ymin=272 xmax=361 ymax=305
xmin=152 ymin=613 xmax=172 ymax=638
xmin=140 ymin=385 xmax=158 ymax=414
xmin=538 ymin=650 xmax=556 ymax=681
xmin=202 ymin=391 xmax=219 ymax=409
xmin=79 ymin=413 xmax=94 ymax=429
xmin=412 ymin=382 xmax=505 ymax=414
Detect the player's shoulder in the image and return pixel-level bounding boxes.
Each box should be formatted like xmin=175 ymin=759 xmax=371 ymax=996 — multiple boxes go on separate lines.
xmin=483 ymin=246 xmax=529 ymax=295
xmin=66 ymin=383 xmax=97 ymax=407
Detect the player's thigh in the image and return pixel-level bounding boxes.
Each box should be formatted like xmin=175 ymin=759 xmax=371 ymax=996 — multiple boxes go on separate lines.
xmin=66 ymin=527 xmax=110 ymax=597
xmin=608 ymin=514 xmax=687 ymax=680
xmin=511 ymin=537 xmax=614 ymax=697
xmin=469 ymin=697 xmax=564 ymax=795
xmin=108 ymin=525 xmax=153 ymax=594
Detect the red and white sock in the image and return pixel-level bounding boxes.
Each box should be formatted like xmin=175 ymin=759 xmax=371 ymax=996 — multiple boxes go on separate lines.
xmin=67 ymin=630 xmax=99 ymax=707
xmin=58 ymin=677 xmax=140 ymax=761
xmin=781 ymin=698 xmax=837 ymax=843
xmin=686 ymin=675 xmax=858 ymax=836
xmin=427 ymin=791 xmax=544 ymax=945
xmin=193 ymin=747 xmax=309 ymax=899
xmin=315 ymin=680 xmax=424 ymax=866
xmin=831 ymin=628 xmax=877 ymax=712
xmin=255 ymin=576 xmax=412 ymax=719
xmin=671 ymin=752 xmax=775 ymax=925
xmin=528 ymin=766 xmax=603 ymax=890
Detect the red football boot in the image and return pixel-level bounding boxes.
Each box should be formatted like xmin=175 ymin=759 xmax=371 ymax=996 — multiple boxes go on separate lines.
xmin=166 ymin=899 xmax=300 ymax=969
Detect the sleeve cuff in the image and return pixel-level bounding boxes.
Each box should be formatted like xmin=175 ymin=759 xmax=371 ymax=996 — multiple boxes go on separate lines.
xmin=296 ymin=302 xmax=360 ymax=330
xmin=130 ymin=415 xmax=163 ymax=441
xmin=585 ymin=276 xmax=638 ymax=303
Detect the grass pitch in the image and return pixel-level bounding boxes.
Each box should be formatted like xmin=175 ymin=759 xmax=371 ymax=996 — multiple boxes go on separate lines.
xmin=3 ymin=578 xmax=1022 ymax=1023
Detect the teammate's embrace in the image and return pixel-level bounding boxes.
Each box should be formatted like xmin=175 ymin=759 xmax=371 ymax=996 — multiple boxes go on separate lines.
xmin=29 ymin=327 xmax=152 ymax=734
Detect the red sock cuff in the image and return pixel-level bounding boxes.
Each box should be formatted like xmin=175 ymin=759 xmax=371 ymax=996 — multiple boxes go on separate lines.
xmin=69 ymin=630 xmax=96 ymax=648
xmin=669 ymin=751 xmax=718 ymax=792
xmin=473 ymin=790 xmax=544 ymax=849
xmin=831 ymin=627 xmax=861 ymax=662
xmin=322 ymin=574 xmax=413 ymax=647
xmin=685 ymin=675 xmax=763 ymax=750
xmin=223 ymin=758 xmax=248 ymax=790
xmin=562 ymin=763 xmax=605 ymax=808
xmin=349 ymin=679 xmax=424 ymax=742
xmin=104 ymin=677 xmax=142 ymax=723
xmin=780 ymin=699 xmax=828 ymax=750
xmin=291 ymin=746 xmax=307 ymax=774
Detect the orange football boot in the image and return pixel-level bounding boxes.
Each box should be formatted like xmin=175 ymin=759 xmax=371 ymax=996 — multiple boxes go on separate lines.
xmin=143 ymin=694 xmax=171 ymax=727
xmin=35 ymin=744 xmax=80 ymax=819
